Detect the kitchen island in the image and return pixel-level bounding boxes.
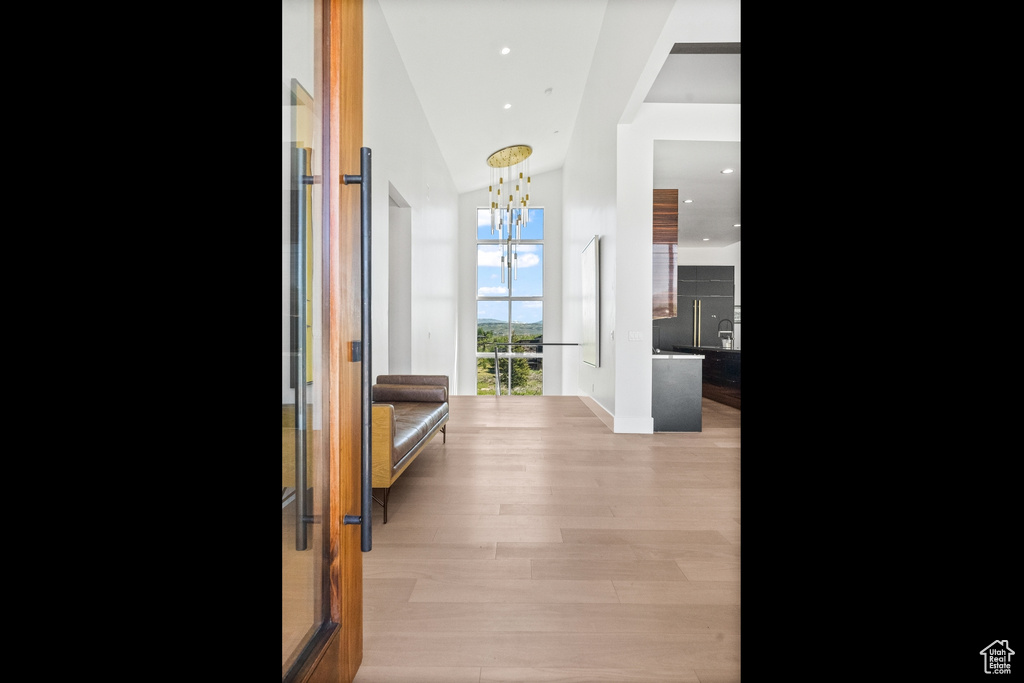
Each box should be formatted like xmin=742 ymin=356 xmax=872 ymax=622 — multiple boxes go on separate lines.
xmin=652 ymin=353 xmax=704 ymax=432
xmin=672 ymin=345 xmax=740 ymax=410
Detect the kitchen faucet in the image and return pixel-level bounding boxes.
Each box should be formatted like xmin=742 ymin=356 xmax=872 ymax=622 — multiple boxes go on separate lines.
xmin=717 ymin=318 xmax=734 ymax=349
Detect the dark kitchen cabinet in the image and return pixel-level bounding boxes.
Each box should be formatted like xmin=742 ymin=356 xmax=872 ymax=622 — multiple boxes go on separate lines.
xmin=666 ymin=346 xmax=741 ymax=410
xmin=703 ymin=350 xmax=740 ymax=388
xmin=653 ymin=266 xmax=734 ymax=351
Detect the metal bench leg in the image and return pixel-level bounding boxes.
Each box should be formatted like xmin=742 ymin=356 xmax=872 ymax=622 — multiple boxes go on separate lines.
xmin=371 ymin=487 xmax=391 ymax=524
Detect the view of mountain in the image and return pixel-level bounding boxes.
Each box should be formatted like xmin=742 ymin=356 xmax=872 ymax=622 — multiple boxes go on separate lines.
xmin=477 ymin=319 xmax=543 ymax=337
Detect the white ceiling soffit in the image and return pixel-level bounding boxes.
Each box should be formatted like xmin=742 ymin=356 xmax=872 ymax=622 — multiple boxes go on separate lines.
xmin=377 ymin=0 xmax=608 ymax=194
xmin=647 ymin=42 xmax=740 ymax=248
xmin=645 ymin=43 xmax=740 ymax=104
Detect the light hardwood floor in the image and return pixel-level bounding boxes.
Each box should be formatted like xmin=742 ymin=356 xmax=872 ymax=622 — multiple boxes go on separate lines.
xmin=354 ymin=395 xmax=741 ymax=683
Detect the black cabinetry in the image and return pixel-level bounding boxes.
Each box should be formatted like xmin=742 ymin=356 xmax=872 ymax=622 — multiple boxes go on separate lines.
xmin=653 ymin=266 xmax=734 ymax=351
xmin=669 ymin=346 xmax=741 ymax=410
xmin=703 ymin=350 xmax=740 ymax=388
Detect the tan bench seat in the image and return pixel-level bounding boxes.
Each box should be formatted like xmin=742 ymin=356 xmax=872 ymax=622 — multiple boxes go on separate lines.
xmin=371 ymin=375 xmax=449 ymax=522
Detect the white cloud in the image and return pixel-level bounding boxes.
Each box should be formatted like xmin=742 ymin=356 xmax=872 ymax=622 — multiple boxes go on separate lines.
xmin=477 ymin=247 xmax=540 ymax=268
xmin=515 ymin=253 xmax=540 ymax=268
xmin=477 ymin=248 xmax=502 ymax=267
xmin=478 ymin=286 xmax=509 ymax=296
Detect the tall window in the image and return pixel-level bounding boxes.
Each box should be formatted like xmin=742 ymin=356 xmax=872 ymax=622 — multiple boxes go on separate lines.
xmin=476 ymin=207 xmax=543 ymax=394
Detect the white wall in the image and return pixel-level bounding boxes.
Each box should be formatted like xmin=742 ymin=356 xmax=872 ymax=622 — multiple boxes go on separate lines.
xmin=562 ymin=0 xmax=676 ymax=423
xmin=615 ymin=103 xmax=741 ymax=431
xmin=365 ymin=0 xmax=460 ymax=384
xmin=564 ymin=0 xmax=740 ymax=432
xmin=388 ymin=191 xmax=412 ymax=373
xmin=456 ymin=191 xmax=478 ymax=395
xmin=457 ymin=168 xmax=565 ymax=396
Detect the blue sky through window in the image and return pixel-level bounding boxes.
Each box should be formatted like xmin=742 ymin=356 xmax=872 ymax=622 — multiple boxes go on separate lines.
xmin=477 ymin=208 xmax=543 ymax=302
xmin=477 ymin=207 xmax=543 ymax=241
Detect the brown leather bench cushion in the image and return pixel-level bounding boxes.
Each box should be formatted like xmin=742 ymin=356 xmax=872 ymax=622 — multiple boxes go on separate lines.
xmin=377 ymin=374 xmax=449 ymax=390
xmin=389 ymin=401 xmax=449 ymax=468
xmin=372 ymin=383 xmax=447 ymax=403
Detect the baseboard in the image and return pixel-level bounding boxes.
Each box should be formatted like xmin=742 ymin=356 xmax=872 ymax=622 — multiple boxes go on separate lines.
xmin=579 ymin=394 xmax=614 ymax=431
xmin=612 ymin=415 xmax=655 ymax=434
xmin=578 ymin=394 xmax=654 ymax=434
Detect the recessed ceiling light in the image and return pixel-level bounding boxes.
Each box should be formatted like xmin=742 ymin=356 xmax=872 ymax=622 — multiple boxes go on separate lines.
xmin=733 ymin=224 xmax=741 ymax=227
xmin=501 ymin=47 xmax=510 ymax=55
xmin=721 ymin=168 xmax=734 ymax=174
xmin=702 ymin=237 xmax=710 ymax=241
xmin=504 ymin=103 xmax=512 ymax=110
xmin=683 ymin=199 xmax=693 ymax=203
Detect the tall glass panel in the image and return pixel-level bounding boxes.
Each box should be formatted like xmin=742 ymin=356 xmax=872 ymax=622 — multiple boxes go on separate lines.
xmin=282 ymin=0 xmax=326 ymax=675
xmin=477 ymin=245 xmax=509 ymax=297
xmin=511 ymin=300 xmax=543 ymax=339
xmin=476 ymin=301 xmax=509 ymax=394
xmin=511 ymin=301 xmax=543 ymax=394
xmin=509 ymin=244 xmax=542 ymax=297
xmin=520 ymin=207 xmax=544 ymax=240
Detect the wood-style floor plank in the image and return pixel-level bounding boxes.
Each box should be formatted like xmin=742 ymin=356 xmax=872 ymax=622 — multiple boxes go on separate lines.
xmin=363 ymin=602 xmax=739 ymax=635
xmin=354 ymin=395 xmax=741 ymax=682
xmin=360 ymin=631 xmax=740 ymax=669
xmin=480 ymin=667 xmax=703 ymax=682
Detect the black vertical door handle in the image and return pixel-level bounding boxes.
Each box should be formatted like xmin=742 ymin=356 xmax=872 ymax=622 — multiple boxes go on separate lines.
xmin=342 ymin=148 xmax=372 ymax=552
xmin=293 ymin=146 xmax=314 ymax=551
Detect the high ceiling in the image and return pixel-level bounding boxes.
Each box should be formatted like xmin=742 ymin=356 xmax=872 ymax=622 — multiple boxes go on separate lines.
xmin=377 ymin=0 xmax=740 ymax=247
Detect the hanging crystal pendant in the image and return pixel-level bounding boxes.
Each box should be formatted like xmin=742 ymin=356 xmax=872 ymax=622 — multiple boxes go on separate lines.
xmin=486 ymin=145 xmax=533 ymax=287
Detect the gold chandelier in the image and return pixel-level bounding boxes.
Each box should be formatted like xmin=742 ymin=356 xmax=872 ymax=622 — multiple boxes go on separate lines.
xmin=487 ymin=144 xmax=532 ymax=282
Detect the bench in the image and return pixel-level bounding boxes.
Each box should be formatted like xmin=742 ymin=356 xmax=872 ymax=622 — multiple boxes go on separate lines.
xmin=371 ymin=374 xmax=449 ymax=523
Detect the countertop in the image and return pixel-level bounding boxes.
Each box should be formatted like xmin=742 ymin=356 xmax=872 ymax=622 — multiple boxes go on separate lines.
xmin=652 ymin=353 xmax=704 ymax=359
xmin=671 ymin=345 xmax=741 ymax=354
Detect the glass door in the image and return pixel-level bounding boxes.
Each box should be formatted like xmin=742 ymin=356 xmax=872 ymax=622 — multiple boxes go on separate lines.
xmin=282 ymin=0 xmax=327 ymax=675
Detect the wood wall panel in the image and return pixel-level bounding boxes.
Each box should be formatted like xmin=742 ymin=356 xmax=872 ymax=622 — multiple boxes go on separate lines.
xmin=653 ymin=189 xmax=679 ymax=245
xmin=653 ymin=189 xmax=678 ymax=319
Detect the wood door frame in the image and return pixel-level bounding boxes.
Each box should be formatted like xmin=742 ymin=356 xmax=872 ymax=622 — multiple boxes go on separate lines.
xmin=285 ymin=0 xmax=363 ymax=681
